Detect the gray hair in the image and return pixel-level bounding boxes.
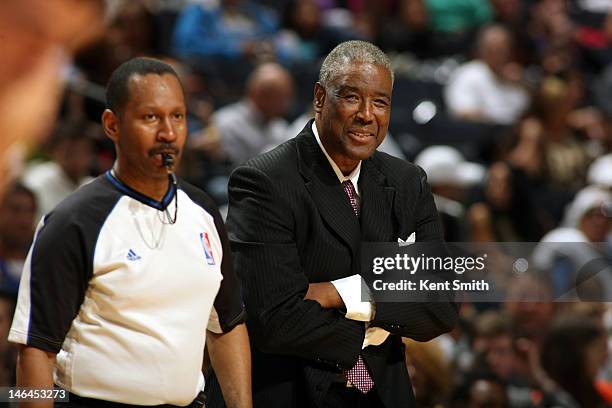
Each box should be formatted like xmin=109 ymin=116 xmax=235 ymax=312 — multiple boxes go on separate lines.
xmin=318 ymin=40 xmax=394 ymax=88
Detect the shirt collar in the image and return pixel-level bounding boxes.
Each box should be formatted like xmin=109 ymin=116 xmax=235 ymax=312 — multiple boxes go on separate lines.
xmin=312 ymin=121 xmax=361 ymax=195
xmin=105 ymin=170 xmax=176 ymax=211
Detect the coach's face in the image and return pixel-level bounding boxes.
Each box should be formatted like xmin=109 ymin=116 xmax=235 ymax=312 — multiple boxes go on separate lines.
xmin=314 ymin=62 xmax=392 ymax=174
xmin=105 ymin=73 xmax=187 ymax=182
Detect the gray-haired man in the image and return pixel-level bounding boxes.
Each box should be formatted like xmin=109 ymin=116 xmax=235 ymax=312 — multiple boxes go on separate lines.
xmin=217 ymin=41 xmax=457 ymax=407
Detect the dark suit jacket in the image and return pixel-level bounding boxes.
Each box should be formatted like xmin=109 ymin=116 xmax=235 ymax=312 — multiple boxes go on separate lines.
xmin=220 ymin=121 xmax=457 ymax=407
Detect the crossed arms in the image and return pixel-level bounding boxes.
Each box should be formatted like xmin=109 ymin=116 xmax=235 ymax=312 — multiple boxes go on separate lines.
xmin=227 ymin=163 xmax=458 ymax=369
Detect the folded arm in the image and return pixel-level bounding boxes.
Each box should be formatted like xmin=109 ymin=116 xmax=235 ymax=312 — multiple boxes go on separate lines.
xmin=308 ymin=165 xmax=458 ymax=341
xmin=227 ymin=165 xmax=364 ymax=369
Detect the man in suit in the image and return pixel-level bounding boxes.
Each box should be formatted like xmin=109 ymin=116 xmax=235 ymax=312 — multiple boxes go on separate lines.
xmin=224 ymin=40 xmax=458 ymax=407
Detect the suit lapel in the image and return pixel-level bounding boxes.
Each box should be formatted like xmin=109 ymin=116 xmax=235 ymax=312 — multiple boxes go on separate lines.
xmin=296 ymin=122 xmax=361 ymax=255
xmin=359 ymin=157 xmax=396 ymax=242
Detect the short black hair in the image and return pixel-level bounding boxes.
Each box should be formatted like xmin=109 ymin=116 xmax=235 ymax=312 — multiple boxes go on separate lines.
xmin=105 ymin=57 xmax=181 ymax=115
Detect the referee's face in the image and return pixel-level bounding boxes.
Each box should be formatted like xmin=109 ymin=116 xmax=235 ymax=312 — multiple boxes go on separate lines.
xmin=115 ymin=73 xmax=187 ymax=182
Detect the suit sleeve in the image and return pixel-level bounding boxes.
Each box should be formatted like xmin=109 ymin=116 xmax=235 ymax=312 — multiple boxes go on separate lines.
xmin=371 ymin=166 xmax=458 ymax=341
xmin=227 ymin=164 xmax=364 ymax=370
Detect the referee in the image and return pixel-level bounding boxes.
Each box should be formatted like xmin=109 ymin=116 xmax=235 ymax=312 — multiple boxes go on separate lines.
xmin=8 ymin=58 xmax=252 ymax=408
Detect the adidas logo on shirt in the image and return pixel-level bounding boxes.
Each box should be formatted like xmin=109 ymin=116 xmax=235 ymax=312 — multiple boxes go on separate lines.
xmin=126 ymin=249 xmax=141 ymax=261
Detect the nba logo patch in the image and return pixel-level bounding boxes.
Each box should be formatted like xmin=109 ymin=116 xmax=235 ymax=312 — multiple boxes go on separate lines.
xmin=200 ymin=232 xmax=216 ymax=265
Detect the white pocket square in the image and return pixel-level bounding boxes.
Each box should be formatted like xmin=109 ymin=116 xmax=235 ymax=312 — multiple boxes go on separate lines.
xmin=397 ymin=232 xmax=416 ymax=246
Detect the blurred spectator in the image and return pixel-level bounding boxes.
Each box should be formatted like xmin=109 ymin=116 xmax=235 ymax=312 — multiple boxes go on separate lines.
xmin=452 ymin=371 xmax=509 ymax=408
xmin=589 ymin=153 xmax=612 ymax=189
xmin=425 ymin=0 xmax=492 ymax=34
xmin=466 ymin=304 xmax=581 ymax=407
xmin=378 ymin=0 xmax=436 ymax=60
xmin=445 ymin=25 xmax=530 ymax=125
xmin=559 ymin=185 xmax=610 ymax=243
xmin=0 ymin=0 xmax=105 ymax=199
xmin=534 ymin=185 xmax=612 ymax=300
xmin=499 ymin=277 xmax=564 ymax=407
xmin=575 ymin=11 xmax=612 ymax=76
xmin=171 ymin=0 xmax=280 ymax=62
xmin=467 ymin=375 xmax=509 ymax=408
xmin=505 ymin=111 xmax=586 ymax=227
xmin=489 ymin=0 xmax=534 ymax=65
xmin=435 ymin=311 xmax=475 ymax=376
xmin=403 ymin=338 xmax=452 ymax=408
xmin=541 ymin=317 xmax=612 ymax=408
xmin=210 ymin=63 xmax=294 ymax=166
xmin=21 ymin=120 xmax=94 ymax=222
xmin=470 ymin=311 xmax=516 ymax=382
xmin=594 ymin=66 xmax=612 ymax=153
xmin=467 ymin=162 xmax=545 ymax=242
xmin=507 ymin=117 xmax=548 ymax=182
xmin=532 ymin=76 xmax=590 ymax=191
xmin=76 ymin=2 xmax=159 ymax=86
xmin=574 ymin=0 xmax=612 ymax=14
xmin=530 ymin=0 xmax=575 ymax=64
xmin=424 ymin=0 xmax=493 ymax=56
xmin=277 ymin=0 xmax=352 ymax=64
xmin=0 ymin=183 xmax=36 ymax=296
xmin=503 ymin=274 xmax=555 ymax=346
xmin=168 ymin=59 xmax=231 ymax=203
xmin=415 ymin=145 xmax=485 ymax=241
xmin=108 ymin=3 xmax=157 ymax=62
xmin=489 ymin=0 xmax=521 ymax=26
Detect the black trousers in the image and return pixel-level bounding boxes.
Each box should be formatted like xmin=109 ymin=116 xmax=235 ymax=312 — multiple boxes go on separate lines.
xmin=321 ymin=384 xmax=385 ymax=408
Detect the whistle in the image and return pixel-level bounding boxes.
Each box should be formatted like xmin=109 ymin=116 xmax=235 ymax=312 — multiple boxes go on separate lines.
xmin=162 ymin=153 xmax=174 ymax=169
xmin=161 ymin=153 xmax=177 ymax=186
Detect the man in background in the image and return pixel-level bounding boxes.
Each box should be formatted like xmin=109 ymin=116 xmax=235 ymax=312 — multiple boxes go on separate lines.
xmin=445 ymin=24 xmax=529 ymax=125
xmin=212 ymin=62 xmax=294 ymax=166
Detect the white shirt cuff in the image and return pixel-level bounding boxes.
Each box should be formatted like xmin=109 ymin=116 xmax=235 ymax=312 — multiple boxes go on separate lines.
xmin=331 ymin=274 xmax=374 ymax=322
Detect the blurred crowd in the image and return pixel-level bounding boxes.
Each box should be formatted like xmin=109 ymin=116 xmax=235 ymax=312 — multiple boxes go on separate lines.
xmin=2 ymin=0 xmax=612 ymax=407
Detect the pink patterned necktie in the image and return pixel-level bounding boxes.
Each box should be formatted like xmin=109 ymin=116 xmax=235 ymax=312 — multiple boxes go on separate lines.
xmin=341 ymin=180 xmax=373 ymax=393
xmin=345 ymin=355 xmax=374 ymax=393
xmin=342 ymin=180 xmax=360 ymax=217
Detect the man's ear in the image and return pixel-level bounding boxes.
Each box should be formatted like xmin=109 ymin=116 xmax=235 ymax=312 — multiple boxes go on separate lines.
xmin=101 ymin=109 xmax=119 ymax=143
xmin=313 ymin=82 xmax=326 ymax=113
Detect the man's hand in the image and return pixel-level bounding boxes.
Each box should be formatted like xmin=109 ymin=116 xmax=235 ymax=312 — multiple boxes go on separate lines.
xmin=304 ymin=282 xmax=345 ymax=309
xmin=207 ymin=323 xmax=252 ymax=408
